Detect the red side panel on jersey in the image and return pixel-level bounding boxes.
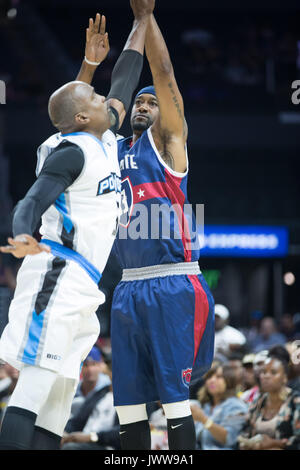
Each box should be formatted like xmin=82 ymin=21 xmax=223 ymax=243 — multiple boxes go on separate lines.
xmin=187 ymin=274 xmax=210 ymax=365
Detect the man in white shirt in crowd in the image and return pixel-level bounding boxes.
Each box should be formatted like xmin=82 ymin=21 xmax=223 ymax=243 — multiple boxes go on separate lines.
xmin=61 ymin=347 xmax=119 ymax=450
xmin=214 ymin=304 xmax=246 ymax=358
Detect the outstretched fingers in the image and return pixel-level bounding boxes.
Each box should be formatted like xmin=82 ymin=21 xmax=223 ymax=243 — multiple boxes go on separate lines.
xmin=93 ymin=12 xmax=101 ymax=33
xmin=99 ymin=15 xmax=106 ymax=35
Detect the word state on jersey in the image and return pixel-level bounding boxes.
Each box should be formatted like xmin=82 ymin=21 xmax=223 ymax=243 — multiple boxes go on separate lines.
xmin=118 ymin=149 xmax=203 ymax=250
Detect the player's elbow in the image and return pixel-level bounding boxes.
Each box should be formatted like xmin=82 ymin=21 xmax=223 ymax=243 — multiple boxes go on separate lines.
xmin=152 ymin=59 xmax=174 ymax=78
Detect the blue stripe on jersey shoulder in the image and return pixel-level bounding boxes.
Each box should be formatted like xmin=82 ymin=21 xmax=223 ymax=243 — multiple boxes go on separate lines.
xmin=61 ymin=131 xmax=107 ymax=157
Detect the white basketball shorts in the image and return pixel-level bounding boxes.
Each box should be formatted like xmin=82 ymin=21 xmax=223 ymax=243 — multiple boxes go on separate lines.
xmin=0 ymin=250 xmax=103 ymax=380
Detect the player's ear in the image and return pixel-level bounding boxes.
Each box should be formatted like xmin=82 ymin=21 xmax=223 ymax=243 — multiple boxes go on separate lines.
xmin=75 ymin=112 xmax=90 ymax=125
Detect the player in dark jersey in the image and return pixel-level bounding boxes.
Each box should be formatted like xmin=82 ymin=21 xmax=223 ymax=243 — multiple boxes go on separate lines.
xmin=113 ymin=15 xmax=215 ymax=451
xmin=79 ymin=7 xmax=215 ymax=451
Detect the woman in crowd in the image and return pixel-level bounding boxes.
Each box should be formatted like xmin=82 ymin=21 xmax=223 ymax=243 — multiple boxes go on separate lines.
xmin=190 ymin=363 xmax=248 ymax=450
xmin=238 ymin=349 xmax=300 ymax=450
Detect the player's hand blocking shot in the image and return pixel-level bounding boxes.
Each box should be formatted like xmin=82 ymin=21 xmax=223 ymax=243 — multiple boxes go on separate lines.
xmin=76 ymin=13 xmax=110 ymax=85
xmin=85 ymin=13 xmax=110 ymax=64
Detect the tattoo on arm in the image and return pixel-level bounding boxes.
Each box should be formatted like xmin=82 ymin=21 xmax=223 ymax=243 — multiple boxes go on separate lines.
xmin=160 ymin=132 xmax=175 ymax=170
xmin=157 ymin=83 xmax=186 ymax=169
xmin=168 ymin=82 xmax=184 ymax=123
xmin=161 ymin=149 xmax=175 ymax=170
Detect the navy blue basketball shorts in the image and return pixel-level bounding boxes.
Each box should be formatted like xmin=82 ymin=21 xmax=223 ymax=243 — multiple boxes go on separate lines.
xmin=111 ymin=263 xmax=215 ymax=406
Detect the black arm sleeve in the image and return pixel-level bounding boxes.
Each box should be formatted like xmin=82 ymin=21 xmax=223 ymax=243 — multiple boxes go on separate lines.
xmin=12 ymin=142 xmax=84 ymax=237
xmin=106 ymin=49 xmax=144 ymax=113
xmin=108 ymin=106 xmax=120 ymax=135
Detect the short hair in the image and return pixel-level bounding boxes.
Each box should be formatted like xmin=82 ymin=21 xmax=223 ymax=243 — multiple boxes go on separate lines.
xmin=48 ymin=81 xmax=91 ymax=133
xmin=268 ymin=345 xmax=290 ymax=376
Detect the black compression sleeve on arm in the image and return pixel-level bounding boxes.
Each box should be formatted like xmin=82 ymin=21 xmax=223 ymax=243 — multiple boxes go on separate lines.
xmin=39 ymin=141 xmax=84 ymax=187
xmin=108 ymin=106 xmax=120 ymax=135
xmin=12 ymin=142 xmax=84 ymax=237
xmin=12 ymin=176 xmax=67 ymax=237
xmin=106 ymin=49 xmax=143 ymax=112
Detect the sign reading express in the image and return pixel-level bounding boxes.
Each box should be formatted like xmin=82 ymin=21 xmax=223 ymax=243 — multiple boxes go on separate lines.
xmin=199 ymin=225 xmax=288 ymax=257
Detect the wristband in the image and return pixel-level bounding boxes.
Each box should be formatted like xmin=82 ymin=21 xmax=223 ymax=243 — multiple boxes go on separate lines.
xmin=204 ymin=417 xmax=213 ymax=429
xmin=84 ymin=56 xmax=101 ymax=66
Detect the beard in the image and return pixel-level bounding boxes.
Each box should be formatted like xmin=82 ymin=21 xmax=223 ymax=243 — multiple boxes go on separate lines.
xmin=131 ymin=115 xmax=152 ymax=132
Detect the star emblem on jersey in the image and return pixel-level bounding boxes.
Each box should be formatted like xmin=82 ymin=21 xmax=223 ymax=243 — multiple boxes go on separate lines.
xmin=137 ymin=189 xmax=145 ymax=199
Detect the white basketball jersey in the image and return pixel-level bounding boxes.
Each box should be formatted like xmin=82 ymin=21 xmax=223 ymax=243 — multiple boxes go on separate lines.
xmin=36 ymin=130 xmax=121 ymax=274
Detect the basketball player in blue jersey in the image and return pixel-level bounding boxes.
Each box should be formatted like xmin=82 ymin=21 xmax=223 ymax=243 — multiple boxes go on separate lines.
xmin=0 ymin=1 xmax=155 ymax=450
xmin=112 ymin=14 xmax=215 ymax=451
xmin=81 ymin=9 xmax=215 ymax=451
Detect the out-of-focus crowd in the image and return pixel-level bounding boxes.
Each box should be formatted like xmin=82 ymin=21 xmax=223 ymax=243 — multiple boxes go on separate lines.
xmin=1 ymin=293 xmax=299 ymax=450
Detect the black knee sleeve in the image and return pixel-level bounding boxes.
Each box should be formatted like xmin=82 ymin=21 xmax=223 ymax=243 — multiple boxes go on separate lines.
xmin=31 ymin=425 xmax=62 ymax=450
xmin=119 ymin=420 xmax=151 ymax=450
xmin=0 ymin=406 xmax=37 ymax=450
xmin=167 ymin=415 xmax=196 ymax=450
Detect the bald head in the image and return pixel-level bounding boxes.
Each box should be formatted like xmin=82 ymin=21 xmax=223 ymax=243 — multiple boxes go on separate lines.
xmin=48 ymin=81 xmax=94 ymax=133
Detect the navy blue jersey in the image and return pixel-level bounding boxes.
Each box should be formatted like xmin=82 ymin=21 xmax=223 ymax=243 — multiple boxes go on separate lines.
xmin=113 ymin=127 xmax=200 ymax=269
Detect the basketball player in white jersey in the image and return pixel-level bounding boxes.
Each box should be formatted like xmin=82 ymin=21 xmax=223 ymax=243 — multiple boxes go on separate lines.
xmin=0 ymin=0 xmax=155 ymax=450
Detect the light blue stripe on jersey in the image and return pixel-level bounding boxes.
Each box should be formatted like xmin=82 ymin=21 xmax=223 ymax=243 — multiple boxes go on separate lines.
xmin=22 ymin=309 xmax=46 ymax=365
xmin=55 ymin=193 xmax=73 ymax=233
xmin=61 ymin=131 xmax=107 ymax=157
xmin=42 ymin=239 xmax=102 ymax=285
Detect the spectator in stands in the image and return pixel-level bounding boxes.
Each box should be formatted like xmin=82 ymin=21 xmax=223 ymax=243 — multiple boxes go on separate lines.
xmin=0 ymin=254 xmax=16 ymax=291
xmin=238 ymin=349 xmax=300 ymax=450
xmin=241 ymin=310 xmax=263 ymax=347
xmin=214 ymin=304 xmax=246 ymax=358
xmin=148 ymin=402 xmax=168 ymax=450
xmin=190 ymin=363 xmax=248 ymax=450
xmin=279 ymin=313 xmax=298 ymax=342
xmin=251 ymin=317 xmax=287 ymax=353
xmin=67 ymin=346 xmax=104 ymax=419
xmin=293 ymin=313 xmax=300 ymax=340
xmin=240 ymin=351 xmax=270 ymax=404
xmin=285 ymin=341 xmax=300 ymax=392
xmin=268 ymin=344 xmax=300 ymax=393
xmin=61 ymin=348 xmax=120 ymax=450
xmin=240 ymin=354 xmax=257 ymax=404
xmin=227 ymin=353 xmax=244 ymax=397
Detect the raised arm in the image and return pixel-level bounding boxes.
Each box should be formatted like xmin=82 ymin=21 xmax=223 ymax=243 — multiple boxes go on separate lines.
xmin=77 ymin=1 xmax=155 ymax=131
xmin=145 ymin=14 xmax=188 ymax=173
xmin=106 ymin=0 xmax=155 ymax=129
xmin=76 ymin=14 xmax=110 ymax=85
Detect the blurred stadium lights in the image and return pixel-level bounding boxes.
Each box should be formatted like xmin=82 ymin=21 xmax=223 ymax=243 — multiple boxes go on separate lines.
xmin=7 ymin=7 xmax=17 ymax=18
xmin=284 ymin=272 xmax=296 ymax=286
xmin=0 ymin=0 xmax=19 ymax=19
